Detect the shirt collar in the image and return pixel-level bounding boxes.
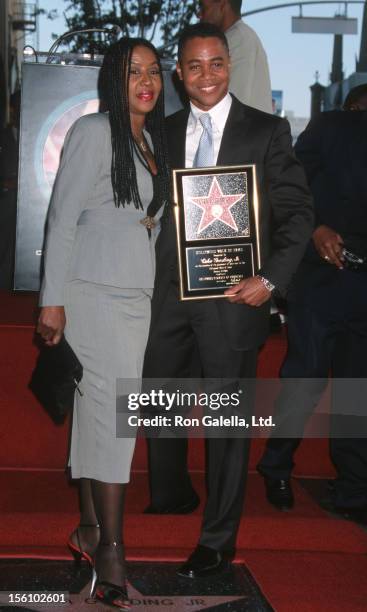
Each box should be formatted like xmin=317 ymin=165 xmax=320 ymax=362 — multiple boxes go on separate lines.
xmin=189 ymin=93 xmax=232 ymax=133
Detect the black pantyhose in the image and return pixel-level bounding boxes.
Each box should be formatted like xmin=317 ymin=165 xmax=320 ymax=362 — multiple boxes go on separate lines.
xmin=91 ymin=480 xmax=126 ymax=588
xmin=69 ymin=478 xmax=100 ymax=558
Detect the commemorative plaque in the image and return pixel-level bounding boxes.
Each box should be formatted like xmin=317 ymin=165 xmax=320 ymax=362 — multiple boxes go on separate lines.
xmin=173 ymin=165 xmax=261 ymax=300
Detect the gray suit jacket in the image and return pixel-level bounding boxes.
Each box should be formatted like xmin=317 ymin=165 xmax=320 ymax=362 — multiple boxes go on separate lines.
xmin=40 ymin=113 xmax=159 ymax=306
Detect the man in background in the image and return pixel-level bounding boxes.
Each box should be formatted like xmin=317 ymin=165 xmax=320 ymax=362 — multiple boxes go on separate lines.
xmin=257 ymin=85 xmax=367 ymax=524
xmin=199 ymin=0 xmax=272 ymax=113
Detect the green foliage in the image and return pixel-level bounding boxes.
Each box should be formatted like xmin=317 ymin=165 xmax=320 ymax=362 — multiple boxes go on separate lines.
xmin=59 ymin=0 xmax=197 ymax=55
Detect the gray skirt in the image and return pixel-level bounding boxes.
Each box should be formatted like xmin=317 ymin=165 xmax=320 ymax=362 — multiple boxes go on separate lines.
xmin=64 ymin=280 xmax=152 ymax=483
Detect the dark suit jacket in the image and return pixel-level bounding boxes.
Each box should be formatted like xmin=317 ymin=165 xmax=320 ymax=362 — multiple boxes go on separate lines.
xmin=291 ymin=110 xmax=367 ymax=317
xmin=153 ymin=96 xmax=313 ymax=350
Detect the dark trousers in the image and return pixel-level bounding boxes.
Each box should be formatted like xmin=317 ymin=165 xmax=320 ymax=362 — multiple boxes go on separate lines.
xmin=258 ymin=302 xmax=367 ymax=508
xmin=143 ymin=282 xmax=257 ymax=553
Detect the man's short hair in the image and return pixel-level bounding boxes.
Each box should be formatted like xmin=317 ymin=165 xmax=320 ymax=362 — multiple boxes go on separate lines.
xmin=177 ymin=22 xmax=229 ymax=62
xmin=343 ymin=84 xmax=367 ymax=110
xmin=229 ymin=0 xmax=242 ymax=14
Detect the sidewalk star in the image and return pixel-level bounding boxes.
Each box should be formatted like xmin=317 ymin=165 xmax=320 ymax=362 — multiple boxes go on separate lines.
xmin=190 ymin=177 xmax=244 ymax=234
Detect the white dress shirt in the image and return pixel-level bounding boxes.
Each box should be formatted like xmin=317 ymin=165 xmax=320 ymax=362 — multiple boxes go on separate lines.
xmin=185 ymin=93 xmax=232 ymax=168
xmin=225 ymin=19 xmax=272 ymax=114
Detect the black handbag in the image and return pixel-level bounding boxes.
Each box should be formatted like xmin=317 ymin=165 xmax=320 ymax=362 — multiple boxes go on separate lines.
xmin=30 ymin=336 xmax=83 ymax=423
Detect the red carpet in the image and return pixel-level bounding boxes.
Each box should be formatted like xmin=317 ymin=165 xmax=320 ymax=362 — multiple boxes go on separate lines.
xmin=1 ymin=471 xmax=366 ymax=558
xmin=1 ymin=290 xmax=366 ymax=611
xmin=0 ymin=291 xmax=335 ymax=476
xmin=246 ymin=551 xmax=367 ymax=612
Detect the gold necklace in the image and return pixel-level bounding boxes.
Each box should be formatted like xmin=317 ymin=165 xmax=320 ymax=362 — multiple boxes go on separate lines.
xmin=138 ymin=138 xmax=148 ymax=152
xmin=134 ymin=133 xmax=156 ymax=230
xmin=140 ymin=215 xmax=157 ymax=229
xmin=134 ymin=134 xmax=149 ymax=153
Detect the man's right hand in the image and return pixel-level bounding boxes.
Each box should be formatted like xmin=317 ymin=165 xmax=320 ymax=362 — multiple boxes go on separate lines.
xmin=37 ymin=306 xmax=66 ymax=346
xmin=312 ymin=224 xmax=344 ymax=269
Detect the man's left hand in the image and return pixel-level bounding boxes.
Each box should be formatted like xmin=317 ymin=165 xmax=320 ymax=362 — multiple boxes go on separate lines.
xmin=224 ymin=276 xmax=271 ymax=306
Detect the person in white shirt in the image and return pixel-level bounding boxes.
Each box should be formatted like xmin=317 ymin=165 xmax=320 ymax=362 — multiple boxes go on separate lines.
xmin=199 ymin=0 xmax=272 ymax=113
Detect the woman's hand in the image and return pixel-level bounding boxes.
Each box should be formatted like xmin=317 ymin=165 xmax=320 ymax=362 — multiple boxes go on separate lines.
xmin=37 ymin=306 xmax=66 ymax=346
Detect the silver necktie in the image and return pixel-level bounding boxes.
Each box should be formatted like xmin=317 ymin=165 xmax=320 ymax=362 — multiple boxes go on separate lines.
xmin=193 ymin=113 xmax=214 ymax=167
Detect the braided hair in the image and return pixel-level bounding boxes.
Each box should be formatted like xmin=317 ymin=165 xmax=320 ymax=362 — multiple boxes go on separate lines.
xmin=99 ymin=37 xmax=171 ymax=211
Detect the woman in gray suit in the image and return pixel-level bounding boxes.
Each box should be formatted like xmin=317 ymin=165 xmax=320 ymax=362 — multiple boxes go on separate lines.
xmin=37 ymin=38 xmax=170 ymax=609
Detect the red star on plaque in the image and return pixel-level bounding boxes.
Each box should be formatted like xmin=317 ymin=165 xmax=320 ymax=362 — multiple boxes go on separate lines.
xmin=190 ymin=177 xmax=243 ymax=234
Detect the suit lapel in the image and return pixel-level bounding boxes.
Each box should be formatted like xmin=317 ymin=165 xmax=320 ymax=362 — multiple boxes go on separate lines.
xmin=169 ymin=97 xmax=252 ymax=168
xmin=217 ymin=96 xmax=252 ymax=166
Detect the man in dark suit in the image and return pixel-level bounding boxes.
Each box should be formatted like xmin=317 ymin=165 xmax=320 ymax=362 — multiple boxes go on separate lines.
xmin=257 ymin=85 xmax=367 ymax=523
xmin=143 ymin=22 xmax=313 ymax=577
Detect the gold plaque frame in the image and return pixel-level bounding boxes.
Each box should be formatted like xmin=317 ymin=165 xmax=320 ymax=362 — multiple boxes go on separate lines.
xmin=173 ymin=164 xmax=261 ymax=301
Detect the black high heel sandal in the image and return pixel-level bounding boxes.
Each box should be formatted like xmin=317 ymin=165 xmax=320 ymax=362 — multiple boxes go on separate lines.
xmin=67 ymin=523 xmax=100 ymax=566
xmin=90 ymin=542 xmax=130 ymax=610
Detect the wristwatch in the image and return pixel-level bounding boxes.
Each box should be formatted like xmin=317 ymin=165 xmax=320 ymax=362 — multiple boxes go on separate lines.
xmin=257 ymin=275 xmax=275 ymax=292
